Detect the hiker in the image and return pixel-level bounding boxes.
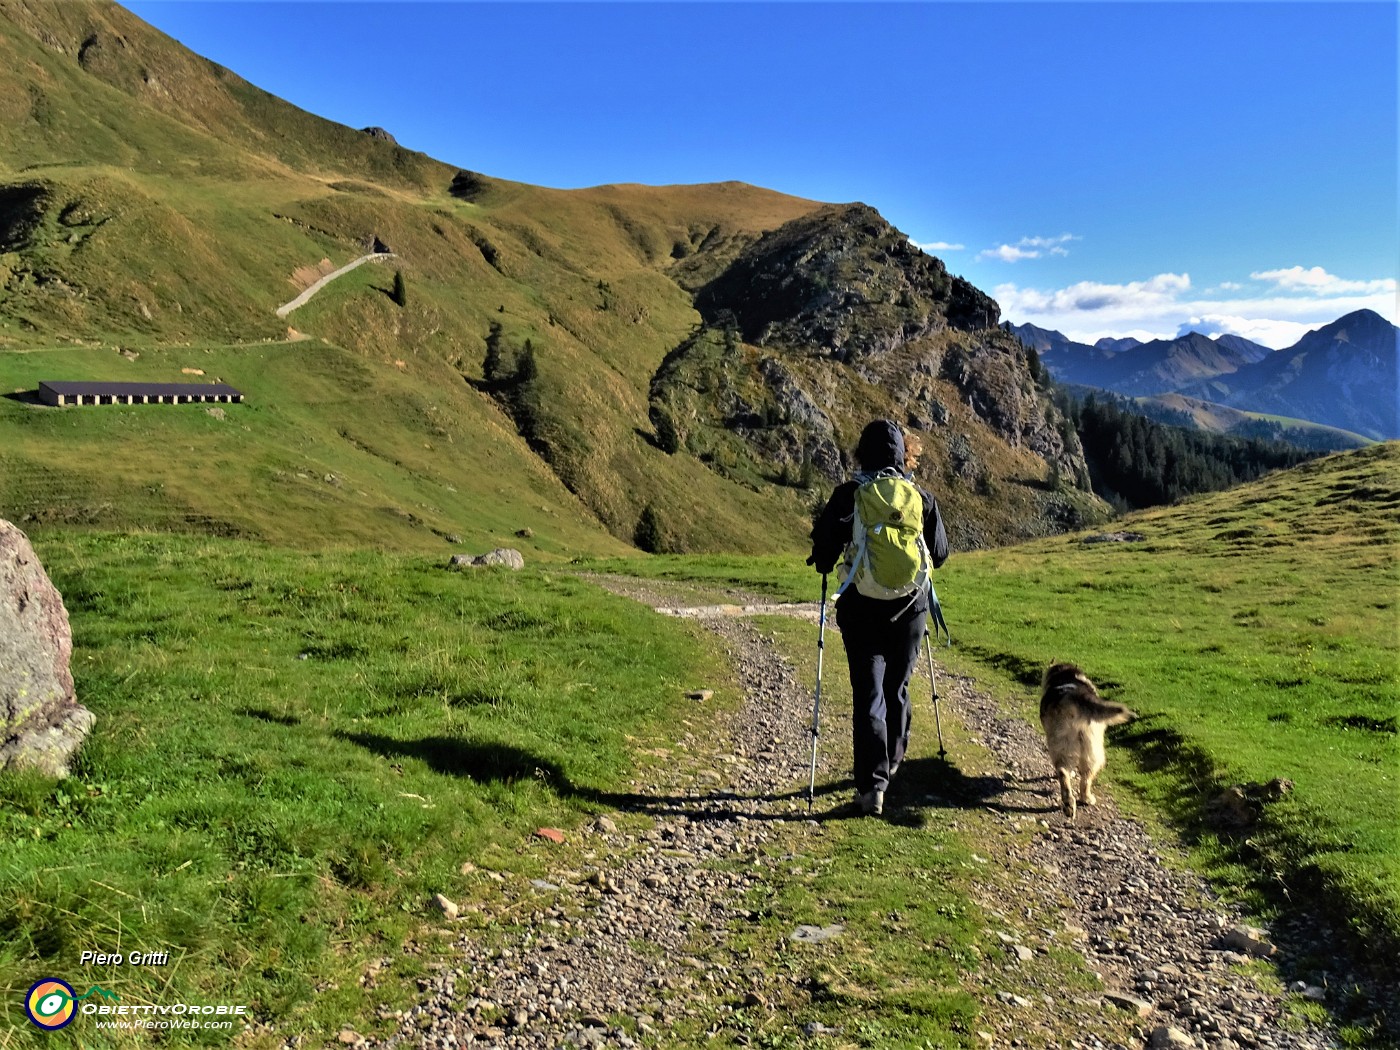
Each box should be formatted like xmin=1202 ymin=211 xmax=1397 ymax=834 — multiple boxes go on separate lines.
xmin=807 ymin=420 xmax=949 ymax=815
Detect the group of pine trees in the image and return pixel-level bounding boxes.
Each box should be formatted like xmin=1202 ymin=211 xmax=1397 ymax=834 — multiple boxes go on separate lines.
xmin=480 ymin=322 xmax=542 ymax=448
xmin=1056 ymin=391 xmax=1320 ymax=510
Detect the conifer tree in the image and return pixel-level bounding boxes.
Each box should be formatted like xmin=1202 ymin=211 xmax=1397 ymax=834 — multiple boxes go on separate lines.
xmin=515 ymin=339 xmax=538 ymax=385
xmin=483 ymin=322 xmax=505 ymax=383
xmin=634 ymin=504 xmax=664 ymax=553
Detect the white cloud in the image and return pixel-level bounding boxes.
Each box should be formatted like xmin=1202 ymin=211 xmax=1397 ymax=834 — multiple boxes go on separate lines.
xmin=977 ymin=232 xmax=1081 ymax=263
xmin=996 ymin=268 xmax=1397 ymax=349
xmin=1174 ymin=315 xmax=1315 ymax=349
xmin=910 ymin=239 xmax=965 ymax=252
xmin=1249 ymin=265 xmax=1396 ymax=297
xmin=999 ymin=273 xmax=1190 ymax=314
xmin=980 ymin=244 xmax=1041 ymax=262
xmin=1018 ymin=233 xmax=1080 ymax=251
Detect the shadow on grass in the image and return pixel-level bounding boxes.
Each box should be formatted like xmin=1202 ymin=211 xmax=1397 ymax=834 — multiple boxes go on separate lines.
xmin=955 ymin=643 xmax=1126 ymax=694
xmin=1 ymin=390 xmax=45 ymax=406
xmin=338 ymin=732 xmax=570 ymax=787
xmin=954 ymin=643 xmax=1043 ymax=689
xmin=236 ymin=707 xmax=301 ymax=727
xmin=338 ymin=730 xmax=1043 ymax=828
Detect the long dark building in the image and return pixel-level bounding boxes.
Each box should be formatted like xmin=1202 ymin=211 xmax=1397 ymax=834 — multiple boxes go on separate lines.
xmin=38 ymin=381 xmax=244 ymax=407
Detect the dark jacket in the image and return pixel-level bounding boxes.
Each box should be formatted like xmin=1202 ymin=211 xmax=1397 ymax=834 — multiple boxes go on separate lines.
xmin=807 ymin=421 xmax=949 ymax=611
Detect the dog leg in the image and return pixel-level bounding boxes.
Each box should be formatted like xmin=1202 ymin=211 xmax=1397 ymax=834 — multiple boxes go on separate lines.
xmin=1081 ymin=772 xmax=1097 ymax=808
xmin=1056 ymin=767 xmax=1077 ymax=820
xmin=1080 ymin=739 xmax=1103 ymax=812
xmin=1079 ymin=752 xmax=1102 ymax=808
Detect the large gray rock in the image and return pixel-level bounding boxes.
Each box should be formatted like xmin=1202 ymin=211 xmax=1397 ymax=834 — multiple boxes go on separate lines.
xmin=448 ymin=548 xmax=525 ymax=571
xmin=0 ymin=520 xmax=94 ymax=777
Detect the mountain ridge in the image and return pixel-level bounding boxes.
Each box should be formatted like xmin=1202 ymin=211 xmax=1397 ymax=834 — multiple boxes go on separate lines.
xmin=1008 ymin=310 xmax=1398 ymax=441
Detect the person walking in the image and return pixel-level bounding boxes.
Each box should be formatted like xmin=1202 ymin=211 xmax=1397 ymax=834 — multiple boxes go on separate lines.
xmin=807 ymin=420 xmax=949 ymax=815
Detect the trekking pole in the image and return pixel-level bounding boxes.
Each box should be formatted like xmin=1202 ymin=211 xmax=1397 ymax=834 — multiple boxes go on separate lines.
xmin=806 ymin=574 xmax=829 ymax=812
xmin=924 ymin=627 xmax=947 ymax=760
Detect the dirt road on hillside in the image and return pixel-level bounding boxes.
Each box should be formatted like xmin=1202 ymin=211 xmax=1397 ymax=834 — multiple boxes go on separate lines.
xmin=364 ymin=578 xmax=1365 ymax=1050
xmin=275 ymin=253 xmax=396 ymax=319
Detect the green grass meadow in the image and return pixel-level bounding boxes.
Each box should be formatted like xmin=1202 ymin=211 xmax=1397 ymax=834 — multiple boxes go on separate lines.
xmin=0 ymin=533 xmax=719 ymax=1045
xmin=943 ymin=445 xmax=1400 ymax=952
xmin=1 ymin=445 xmax=1395 ymax=1046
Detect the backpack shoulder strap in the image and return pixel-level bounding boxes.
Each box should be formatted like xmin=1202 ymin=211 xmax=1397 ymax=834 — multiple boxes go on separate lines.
xmin=833 ymin=506 xmax=868 ymax=599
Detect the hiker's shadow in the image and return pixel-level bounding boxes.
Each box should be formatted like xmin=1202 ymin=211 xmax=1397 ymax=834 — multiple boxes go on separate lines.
xmin=337 ymin=733 xmax=1055 ymax=826
xmin=877 ymin=756 xmax=1058 ymax=828
xmin=339 ymin=732 xmax=573 ymax=787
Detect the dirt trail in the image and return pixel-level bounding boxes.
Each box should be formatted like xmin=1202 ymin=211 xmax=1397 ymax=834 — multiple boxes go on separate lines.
xmin=370 ymin=578 xmax=1345 ymax=1050
xmin=275 ymin=252 xmax=396 ymax=318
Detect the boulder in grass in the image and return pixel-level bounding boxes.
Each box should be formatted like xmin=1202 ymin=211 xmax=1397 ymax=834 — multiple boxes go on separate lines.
xmin=448 ymin=548 xmax=525 ymax=570
xmin=0 ymin=519 xmax=95 ymax=778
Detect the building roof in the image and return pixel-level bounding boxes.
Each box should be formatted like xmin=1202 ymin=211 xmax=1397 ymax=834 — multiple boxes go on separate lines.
xmin=38 ymin=381 xmax=243 ymax=397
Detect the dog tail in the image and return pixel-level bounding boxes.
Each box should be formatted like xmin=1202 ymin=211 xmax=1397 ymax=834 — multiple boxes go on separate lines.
xmin=1042 ymin=664 xmax=1135 ymax=726
xmin=1070 ymin=688 xmax=1135 ymax=726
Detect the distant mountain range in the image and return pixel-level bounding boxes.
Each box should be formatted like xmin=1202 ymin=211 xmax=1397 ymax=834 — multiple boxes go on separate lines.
xmin=1007 ymin=310 xmax=1399 ymax=441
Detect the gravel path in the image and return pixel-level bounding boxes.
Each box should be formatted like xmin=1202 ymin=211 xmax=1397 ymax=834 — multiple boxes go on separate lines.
xmin=366 ymin=578 xmax=1352 ymax=1050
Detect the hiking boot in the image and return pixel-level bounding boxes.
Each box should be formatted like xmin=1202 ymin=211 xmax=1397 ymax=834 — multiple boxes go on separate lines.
xmin=857 ymin=789 xmax=884 ymax=816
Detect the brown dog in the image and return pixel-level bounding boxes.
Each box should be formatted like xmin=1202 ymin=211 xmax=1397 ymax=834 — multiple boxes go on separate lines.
xmin=1039 ymin=663 xmax=1135 ymax=820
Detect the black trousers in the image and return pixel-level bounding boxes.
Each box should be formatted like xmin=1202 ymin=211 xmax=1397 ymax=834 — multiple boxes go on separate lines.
xmin=836 ymin=595 xmax=926 ymax=795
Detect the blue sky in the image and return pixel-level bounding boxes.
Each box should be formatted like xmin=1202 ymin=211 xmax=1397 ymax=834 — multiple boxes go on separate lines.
xmin=126 ymin=1 xmax=1398 ymax=348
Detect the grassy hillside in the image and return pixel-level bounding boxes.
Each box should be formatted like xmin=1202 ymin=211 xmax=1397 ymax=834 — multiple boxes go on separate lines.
xmin=945 ymin=444 xmax=1400 ymax=957
xmin=1 ymin=0 xmax=1097 ymax=554
xmin=0 ymin=0 xmax=455 ymax=193
xmin=0 ymin=0 xmax=839 ymax=554
xmin=0 ymin=339 xmax=631 ymax=556
xmin=1138 ymin=393 xmax=1373 ymax=453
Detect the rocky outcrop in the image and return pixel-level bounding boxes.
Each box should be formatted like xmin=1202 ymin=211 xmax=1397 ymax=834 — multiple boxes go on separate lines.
xmin=361 ymin=126 xmax=398 ymax=145
xmin=0 ymin=182 xmax=50 ymax=253
xmin=695 ymin=203 xmax=998 ymax=362
xmin=934 ymin=331 xmax=1089 ymax=482
xmin=449 ymin=170 xmax=492 ymax=203
xmin=0 ymin=520 xmax=95 ymax=778
xmin=678 ymin=202 xmax=1093 ymax=492
xmin=754 ymin=357 xmax=842 ymax=478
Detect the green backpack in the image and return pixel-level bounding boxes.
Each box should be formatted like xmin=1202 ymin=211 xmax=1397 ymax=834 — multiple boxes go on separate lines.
xmin=835 ymin=468 xmax=932 ymax=601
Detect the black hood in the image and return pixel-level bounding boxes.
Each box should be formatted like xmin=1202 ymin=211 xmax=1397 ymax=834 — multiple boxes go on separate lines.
xmin=855 ymin=419 xmax=904 ymax=472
